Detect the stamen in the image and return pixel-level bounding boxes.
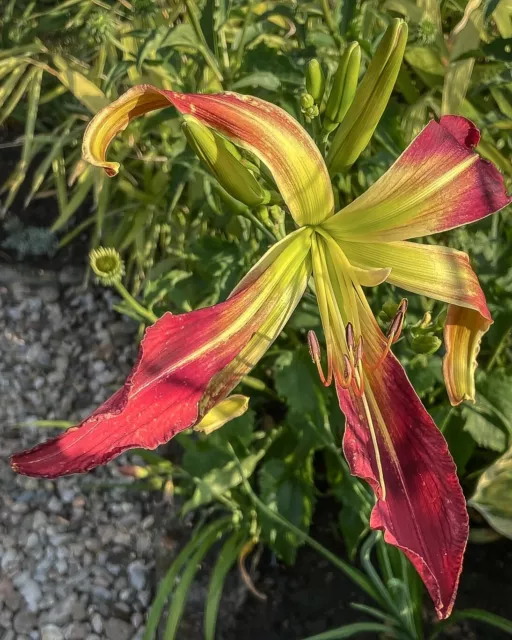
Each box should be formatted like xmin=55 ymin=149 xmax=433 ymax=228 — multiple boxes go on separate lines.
xmin=345 ymin=322 xmax=355 ymax=352
xmin=307 ymin=330 xmax=332 ymax=387
xmin=336 ymin=354 xmax=353 ymax=389
xmin=355 ymin=336 xmax=364 ymax=366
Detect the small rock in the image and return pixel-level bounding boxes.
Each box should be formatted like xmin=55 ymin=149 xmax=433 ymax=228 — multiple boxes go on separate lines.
xmin=64 ymin=622 xmax=88 ymax=640
xmin=105 ymin=618 xmax=133 ymax=640
xmin=26 ymin=532 xmax=39 ymax=549
xmin=127 ymin=561 xmax=146 ymax=591
xmin=48 ymin=496 xmax=63 ymax=513
xmin=16 ymin=577 xmax=42 ymax=612
xmin=41 ymin=624 xmax=64 ymax=640
xmin=1 ymin=548 xmax=19 ymax=572
xmin=13 ymin=610 xmax=37 ymax=633
xmin=43 ymin=594 xmax=77 ymax=625
xmin=0 ymin=578 xmax=21 ymax=612
xmin=91 ymin=613 xmax=103 ymax=634
xmin=32 ymin=510 xmax=47 ymax=529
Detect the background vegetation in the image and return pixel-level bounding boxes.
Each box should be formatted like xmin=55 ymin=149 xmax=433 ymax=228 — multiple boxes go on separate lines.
xmin=1 ymin=0 xmax=511 ymax=638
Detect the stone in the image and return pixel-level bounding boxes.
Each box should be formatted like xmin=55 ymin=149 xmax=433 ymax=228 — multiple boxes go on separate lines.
xmin=41 ymin=624 xmax=65 ymax=640
xmin=127 ymin=561 xmax=146 ymax=591
xmin=16 ymin=576 xmax=42 ymax=612
xmin=43 ymin=594 xmax=77 ymax=625
xmin=105 ymin=618 xmax=133 ymax=640
xmin=0 ymin=578 xmax=21 ymax=612
xmin=13 ymin=610 xmax=37 ymax=633
xmin=64 ymin=623 xmax=88 ymax=640
xmin=91 ymin=613 xmax=103 ymax=634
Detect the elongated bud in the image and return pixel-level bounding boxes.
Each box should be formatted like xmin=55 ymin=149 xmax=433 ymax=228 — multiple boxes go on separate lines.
xmin=194 ymin=395 xmax=249 ymax=435
xmin=306 ymin=59 xmax=326 ymax=104
xmin=327 ymin=19 xmax=408 ymax=173
xmin=411 ymin=335 xmax=442 ymax=355
xmin=183 ymin=116 xmax=270 ymax=207
xmin=324 ymin=42 xmax=361 ymax=133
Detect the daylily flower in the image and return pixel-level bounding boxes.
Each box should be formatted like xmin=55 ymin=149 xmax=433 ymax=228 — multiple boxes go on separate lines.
xmin=11 ymin=85 xmax=510 ymax=619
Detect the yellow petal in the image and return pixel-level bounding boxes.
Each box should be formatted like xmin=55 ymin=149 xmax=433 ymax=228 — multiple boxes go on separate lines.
xmin=443 ymin=306 xmax=492 ymax=405
xmin=194 ymin=395 xmax=249 ymax=434
xmin=82 ymin=84 xmax=170 ymax=176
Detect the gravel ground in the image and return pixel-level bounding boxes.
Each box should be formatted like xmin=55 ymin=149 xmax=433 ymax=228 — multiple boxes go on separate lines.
xmin=0 ymin=264 xmax=157 ymax=640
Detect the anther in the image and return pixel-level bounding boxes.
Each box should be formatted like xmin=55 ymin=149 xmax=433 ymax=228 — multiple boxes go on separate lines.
xmin=355 ymin=336 xmax=364 ymax=366
xmin=346 ymin=322 xmax=355 ymax=352
xmin=307 ymin=330 xmax=332 ymax=387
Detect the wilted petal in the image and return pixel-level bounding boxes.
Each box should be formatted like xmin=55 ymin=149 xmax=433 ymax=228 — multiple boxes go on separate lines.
xmin=11 ymin=234 xmax=312 ymax=477
xmin=336 ymin=295 xmax=468 ymax=619
xmin=323 ymin=116 xmax=510 ymax=242
xmin=443 ymin=306 xmax=492 ymax=405
xmin=83 ymin=85 xmax=334 ymax=226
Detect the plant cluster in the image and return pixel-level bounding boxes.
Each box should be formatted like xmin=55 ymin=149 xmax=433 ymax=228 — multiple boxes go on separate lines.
xmin=3 ymin=1 xmax=512 ymax=639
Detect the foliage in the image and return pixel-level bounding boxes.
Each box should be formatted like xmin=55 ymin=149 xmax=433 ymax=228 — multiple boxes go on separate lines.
xmin=3 ymin=0 xmax=512 ymax=638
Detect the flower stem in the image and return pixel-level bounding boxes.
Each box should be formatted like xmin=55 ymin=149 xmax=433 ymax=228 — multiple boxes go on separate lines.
xmin=320 ymin=0 xmax=343 ymax=48
xmin=184 ymin=0 xmax=223 ymax=82
xmin=114 ymin=281 xmax=158 ymax=324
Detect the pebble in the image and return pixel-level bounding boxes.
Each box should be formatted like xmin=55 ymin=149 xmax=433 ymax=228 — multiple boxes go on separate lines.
xmin=41 ymin=624 xmax=65 ymax=640
xmin=0 ymin=271 xmax=155 ymax=639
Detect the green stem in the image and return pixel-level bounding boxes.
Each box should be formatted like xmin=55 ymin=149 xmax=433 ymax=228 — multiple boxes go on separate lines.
xmin=184 ymin=0 xmax=223 ymax=82
xmin=486 ymin=326 xmax=511 ymax=373
xmin=114 ymin=281 xmax=158 ymax=324
xmin=234 ymin=0 xmax=254 ymax=71
xmin=243 ymin=208 xmax=279 ymax=242
xmin=320 ymin=0 xmax=343 ymax=47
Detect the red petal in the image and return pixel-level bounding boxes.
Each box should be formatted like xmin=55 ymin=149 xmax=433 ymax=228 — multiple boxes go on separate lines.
xmin=337 ymin=353 xmax=468 ymax=619
xmin=11 ymin=240 xmax=310 ymax=477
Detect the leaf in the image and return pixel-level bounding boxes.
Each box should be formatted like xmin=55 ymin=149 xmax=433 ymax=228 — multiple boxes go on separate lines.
xmin=259 ymin=454 xmax=315 ymax=564
xmin=53 ymin=55 xmax=109 ymax=113
xmin=232 ymin=72 xmax=281 ymax=91
xmin=274 ymin=347 xmax=322 ymax=416
xmin=301 ymin=622 xmax=392 ymax=639
xmin=462 ymin=404 xmax=508 ymax=452
xmin=204 ymin=530 xmax=247 ymax=640
xmin=469 ymin=445 xmax=512 ymax=539
xmin=182 ymin=449 xmax=266 ymax=515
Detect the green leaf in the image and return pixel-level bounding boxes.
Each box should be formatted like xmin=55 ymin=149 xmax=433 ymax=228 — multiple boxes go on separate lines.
xmin=301 ymin=622 xmax=392 ymax=639
xmin=182 ymin=449 xmax=266 ymax=515
xmin=259 ymin=454 xmax=315 ymax=564
xmin=204 ymin=530 xmax=247 ymax=640
xmin=469 ymin=445 xmax=512 ymax=539
xmin=429 ymin=608 xmax=512 ymax=639
xmin=462 ymin=404 xmax=508 ymax=452
xmin=232 ymin=72 xmax=282 ymax=91
xmin=274 ymin=347 xmax=323 ymax=416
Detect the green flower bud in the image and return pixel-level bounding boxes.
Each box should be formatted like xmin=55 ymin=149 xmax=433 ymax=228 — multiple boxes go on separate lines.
xmin=89 ymin=247 xmax=125 ymax=286
xmin=306 ymin=59 xmax=326 ymax=103
xmin=324 ymin=42 xmax=361 ymax=133
xmin=183 ymin=115 xmax=270 ymax=207
xmin=327 ymin=19 xmax=408 ymax=173
xmin=411 ymin=334 xmax=442 ymax=355
xmin=300 ymin=92 xmax=315 ymax=110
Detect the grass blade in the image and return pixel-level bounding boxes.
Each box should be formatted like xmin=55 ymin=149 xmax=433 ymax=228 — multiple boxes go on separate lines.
xmin=204 ymin=530 xmax=247 ymax=640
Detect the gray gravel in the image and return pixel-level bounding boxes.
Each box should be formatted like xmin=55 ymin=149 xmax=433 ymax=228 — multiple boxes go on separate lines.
xmin=0 ymin=264 xmax=156 ymax=640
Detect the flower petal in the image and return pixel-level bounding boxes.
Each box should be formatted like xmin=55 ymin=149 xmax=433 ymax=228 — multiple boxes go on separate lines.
xmin=11 ymin=235 xmax=311 ymax=478
xmin=323 ymin=116 xmax=510 ymax=242
xmin=165 ymin=91 xmax=334 ymax=226
xmin=340 ymin=239 xmax=492 ymax=405
xmin=83 ymin=85 xmax=170 ymax=176
xmin=443 ymin=306 xmax=492 ymax=405
xmin=340 ymin=239 xmax=491 ymax=320
xmin=83 ymin=85 xmax=334 ymax=226
xmin=337 ymin=295 xmax=468 ymax=619
xmin=194 ymin=395 xmax=250 ymax=434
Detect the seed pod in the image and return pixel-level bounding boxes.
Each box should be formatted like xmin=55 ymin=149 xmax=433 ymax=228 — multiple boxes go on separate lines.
xmin=89 ymin=247 xmax=125 ymax=286
xmin=183 ymin=115 xmax=270 ymax=207
xmin=324 ymin=42 xmax=361 ymax=132
xmin=327 ymin=19 xmax=408 ymax=173
xmin=306 ymin=59 xmax=326 ymax=103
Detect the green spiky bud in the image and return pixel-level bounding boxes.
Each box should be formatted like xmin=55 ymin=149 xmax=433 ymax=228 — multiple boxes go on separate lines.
xmin=327 ymin=19 xmax=408 ymax=173
xmin=306 ymin=59 xmax=326 ymax=103
xmin=324 ymin=42 xmax=361 ymax=133
xmin=89 ymin=247 xmax=125 ymax=286
xmin=411 ymin=335 xmax=442 ymax=355
xmin=183 ymin=116 xmax=270 ymax=207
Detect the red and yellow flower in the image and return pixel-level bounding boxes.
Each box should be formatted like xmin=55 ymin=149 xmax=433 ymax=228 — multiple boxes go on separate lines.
xmin=11 ymin=84 xmax=510 ymax=619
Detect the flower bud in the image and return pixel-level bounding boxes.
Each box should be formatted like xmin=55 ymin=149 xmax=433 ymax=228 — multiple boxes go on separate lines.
xmin=306 ymin=59 xmax=326 ymax=104
xmin=324 ymin=42 xmax=361 ymax=133
xmin=89 ymin=247 xmax=125 ymax=286
xmin=300 ymin=92 xmax=315 ymax=110
xmin=411 ymin=335 xmax=442 ymax=355
xmin=183 ymin=115 xmax=270 ymax=207
xmin=327 ymin=19 xmax=408 ymax=173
